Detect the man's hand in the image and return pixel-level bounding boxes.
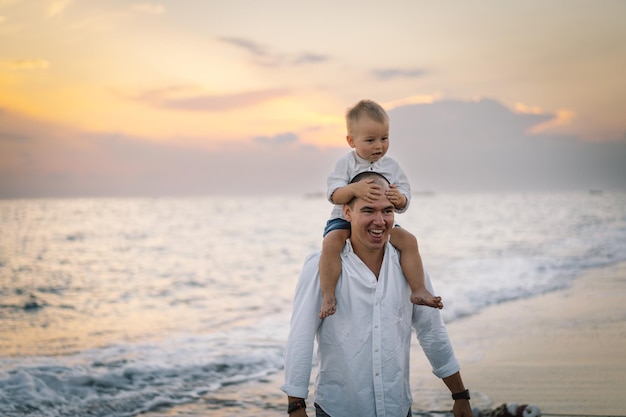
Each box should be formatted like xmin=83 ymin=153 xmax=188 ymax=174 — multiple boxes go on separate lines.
xmin=384 ymin=184 xmax=406 ymax=209
xmin=453 ymin=399 xmax=473 ymax=417
xmin=289 ymin=409 xmax=308 ymax=417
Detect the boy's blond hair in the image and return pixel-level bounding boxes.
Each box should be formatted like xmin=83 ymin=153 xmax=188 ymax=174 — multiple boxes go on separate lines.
xmin=346 ymin=99 xmax=389 ymax=135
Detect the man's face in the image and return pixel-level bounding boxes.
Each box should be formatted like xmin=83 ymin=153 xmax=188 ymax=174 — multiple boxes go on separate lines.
xmin=344 ymin=191 xmax=394 ymax=252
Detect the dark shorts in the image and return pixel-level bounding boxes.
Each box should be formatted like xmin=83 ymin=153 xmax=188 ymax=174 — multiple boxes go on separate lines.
xmin=315 ymin=403 xmax=411 ymax=416
xmin=323 ymin=218 xmax=351 ymax=237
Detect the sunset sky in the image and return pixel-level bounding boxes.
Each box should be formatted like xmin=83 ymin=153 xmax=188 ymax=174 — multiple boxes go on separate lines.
xmin=1 ymin=0 xmax=625 ymax=197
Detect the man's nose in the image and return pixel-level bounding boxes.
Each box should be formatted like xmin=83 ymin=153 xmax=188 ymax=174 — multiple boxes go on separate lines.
xmin=373 ymin=211 xmax=385 ymax=223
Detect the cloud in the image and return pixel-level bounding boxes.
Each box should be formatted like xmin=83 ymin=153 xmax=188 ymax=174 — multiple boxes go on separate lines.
xmin=4 ymin=59 xmax=50 ymax=71
xmin=373 ymin=68 xmax=427 ymax=80
xmin=218 ymin=36 xmax=330 ymax=67
xmin=0 ymin=105 xmax=342 ymax=197
xmin=47 ymin=0 xmax=72 ymax=17
xmin=2 ymin=99 xmax=625 ymax=198
xmin=388 ymin=99 xmax=626 ymax=192
xmin=130 ymin=3 xmax=165 ymax=15
xmin=292 ymin=53 xmax=330 ymax=65
xmin=128 ymin=86 xmax=290 ymax=112
xmin=219 ymin=37 xmax=267 ymax=57
xmin=254 ymin=132 xmax=299 ymax=145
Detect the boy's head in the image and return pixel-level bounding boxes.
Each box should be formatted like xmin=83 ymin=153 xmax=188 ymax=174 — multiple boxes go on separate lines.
xmin=345 ymin=99 xmax=390 ymax=163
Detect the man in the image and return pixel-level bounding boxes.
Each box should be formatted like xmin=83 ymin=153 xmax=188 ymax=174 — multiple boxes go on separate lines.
xmin=281 ymin=171 xmax=473 ymax=417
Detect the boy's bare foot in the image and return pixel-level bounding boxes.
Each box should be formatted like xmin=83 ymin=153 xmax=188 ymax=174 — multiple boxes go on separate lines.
xmin=411 ymin=290 xmax=443 ymax=309
xmin=319 ymin=294 xmax=337 ymax=318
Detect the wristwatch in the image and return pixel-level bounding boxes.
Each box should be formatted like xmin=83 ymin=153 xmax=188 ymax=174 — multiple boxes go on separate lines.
xmin=452 ymin=389 xmax=470 ymax=400
xmin=288 ymin=399 xmax=306 ymax=413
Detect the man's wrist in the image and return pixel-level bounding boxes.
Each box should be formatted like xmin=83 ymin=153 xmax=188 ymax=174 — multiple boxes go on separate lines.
xmin=288 ymin=398 xmax=306 ymax=414
xmin=451 ymin=389 xmax=470 ymax=400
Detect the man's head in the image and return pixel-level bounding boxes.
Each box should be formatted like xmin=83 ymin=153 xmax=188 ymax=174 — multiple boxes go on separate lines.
xmin=343 ymin=172 xmax=394 ymax=253
xmin=345 ymin=100 xmax=390 ymax=164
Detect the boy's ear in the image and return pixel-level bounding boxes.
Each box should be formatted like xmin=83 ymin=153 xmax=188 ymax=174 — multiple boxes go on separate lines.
xmin=346 ymin=135 xmax=355 ymax=148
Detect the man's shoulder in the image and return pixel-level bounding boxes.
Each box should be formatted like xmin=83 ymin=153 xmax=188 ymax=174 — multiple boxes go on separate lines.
xmin=303 ymin=250 xmax=322 ymax=266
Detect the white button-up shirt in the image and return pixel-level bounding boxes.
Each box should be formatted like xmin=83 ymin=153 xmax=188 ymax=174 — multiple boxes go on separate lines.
xmin=327 ymin=151 xmax=411 ymax=221
xmin=281 ymin=240 xmax=460 ymax=417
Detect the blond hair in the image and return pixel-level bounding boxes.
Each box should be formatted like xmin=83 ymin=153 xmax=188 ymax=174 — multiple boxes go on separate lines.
xmin=346 ymin=99 xmax=389 ymax=135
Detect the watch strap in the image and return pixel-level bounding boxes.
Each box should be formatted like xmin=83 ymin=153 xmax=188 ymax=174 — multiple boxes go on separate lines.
xmin=288 ymin=399 xmax=306 ymax=413
xmin=452 ymin=389 xmax=471 ymax=400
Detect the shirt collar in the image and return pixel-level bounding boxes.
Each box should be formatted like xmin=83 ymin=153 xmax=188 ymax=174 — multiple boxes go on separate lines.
xmin=353 ymin=151 xmax=381 ymax=166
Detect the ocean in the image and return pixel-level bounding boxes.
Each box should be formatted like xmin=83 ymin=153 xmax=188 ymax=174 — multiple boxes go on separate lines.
xmin=1 ymin=191 xmax=625 ymax=416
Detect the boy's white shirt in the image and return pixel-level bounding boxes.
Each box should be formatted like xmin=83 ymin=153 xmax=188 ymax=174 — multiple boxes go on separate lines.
xmin=326 ymin=151 xmax=411 ymax=220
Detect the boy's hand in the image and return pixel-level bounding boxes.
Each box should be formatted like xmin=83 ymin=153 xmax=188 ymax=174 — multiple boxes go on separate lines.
xmin=353 ymin=179 xmax=383 ymax=202
xmin=385 ymin=184 xmax=407 ymax=209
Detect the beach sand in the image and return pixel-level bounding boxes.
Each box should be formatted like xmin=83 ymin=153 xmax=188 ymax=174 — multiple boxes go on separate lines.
xmin=143 ymin=262 xmax=626 ymax=416
xmin=411 ymin=262 xmax=626 ymax=416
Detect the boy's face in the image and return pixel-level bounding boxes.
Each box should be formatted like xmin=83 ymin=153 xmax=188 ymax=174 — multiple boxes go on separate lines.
xmin=346 ymin=116 xmax=389 ymax=163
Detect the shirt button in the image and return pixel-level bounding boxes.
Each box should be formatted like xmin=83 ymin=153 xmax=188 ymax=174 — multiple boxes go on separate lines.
xmin=374 ymin=325 xmax=379 ymax=329
xmin=375 ymin=372 xmax=380 ymax=376
xmin=375 ymin=348 xmax=379 ymax=352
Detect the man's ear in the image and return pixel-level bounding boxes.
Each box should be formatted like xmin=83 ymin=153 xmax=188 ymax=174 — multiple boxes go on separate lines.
xmin=343 ymin=204 xmax=352 ymax=221
xmin=346 ymin=135 xmax=355 ymax=148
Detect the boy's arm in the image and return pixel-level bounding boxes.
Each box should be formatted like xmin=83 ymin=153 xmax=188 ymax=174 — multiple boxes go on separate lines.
xmin=326 ymin=154 xmax=350 ymax=204
xmin=389 ymin=158 xmax=411 ymax=213
xmin=330 ymin=182 xmax=358 ymax=204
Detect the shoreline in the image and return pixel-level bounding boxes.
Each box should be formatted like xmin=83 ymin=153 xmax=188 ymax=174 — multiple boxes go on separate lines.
xmin=143 ymin=262 xmax=626 ymax=416
xmin=410 ymin=262 xmax=626 ymax=415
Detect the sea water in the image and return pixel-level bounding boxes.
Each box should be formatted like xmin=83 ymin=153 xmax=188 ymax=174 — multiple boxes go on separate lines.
xmin=1 ymin=192 xmax=624 ymax=416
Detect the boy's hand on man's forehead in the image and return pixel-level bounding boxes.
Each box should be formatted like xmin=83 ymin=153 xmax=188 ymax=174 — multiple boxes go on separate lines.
xmin=354 ymin=179 xmax=385 ymax=203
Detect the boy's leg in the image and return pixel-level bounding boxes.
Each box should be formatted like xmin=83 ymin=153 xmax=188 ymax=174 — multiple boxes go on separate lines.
xmin=390 ymin=227 xmax=443 ymax=309
xmin=319 ymin=229 xmax=351 ymax=318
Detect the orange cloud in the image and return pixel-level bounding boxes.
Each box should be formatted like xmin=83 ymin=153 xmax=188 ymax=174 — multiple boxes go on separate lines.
xmin=47 ymin=0 xmax=72 ymax=17
xmin=4 ymin=59 xmax=50 ymax=71
xmin=515 ymin=102 xmax=574 ymax=134
xmin=130 ymin=3 xmax=165 ymax=15
xmin=128 ymin=86 xmax=290 ymax=112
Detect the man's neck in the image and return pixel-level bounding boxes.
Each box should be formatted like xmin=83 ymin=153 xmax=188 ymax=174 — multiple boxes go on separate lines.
xmin=350 ymin=241 xmax=386 ymax=279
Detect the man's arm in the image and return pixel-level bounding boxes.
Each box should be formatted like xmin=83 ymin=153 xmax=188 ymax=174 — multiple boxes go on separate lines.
xmin=281 ymin=254 xmax=322 ymax=414
xmin=411 ymin=274 xmax=471 ymax=416
xmin=287 ymin=396 xmax=308 ymax=417
xmin=442 ymin=371 xmax=473 ymax=417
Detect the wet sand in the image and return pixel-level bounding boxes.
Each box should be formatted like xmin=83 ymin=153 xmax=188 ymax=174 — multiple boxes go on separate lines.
xmin=143 ymin=262 xmax=626 ymax=416
xmin=411 ymin=262 xmax=626 ymax=416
